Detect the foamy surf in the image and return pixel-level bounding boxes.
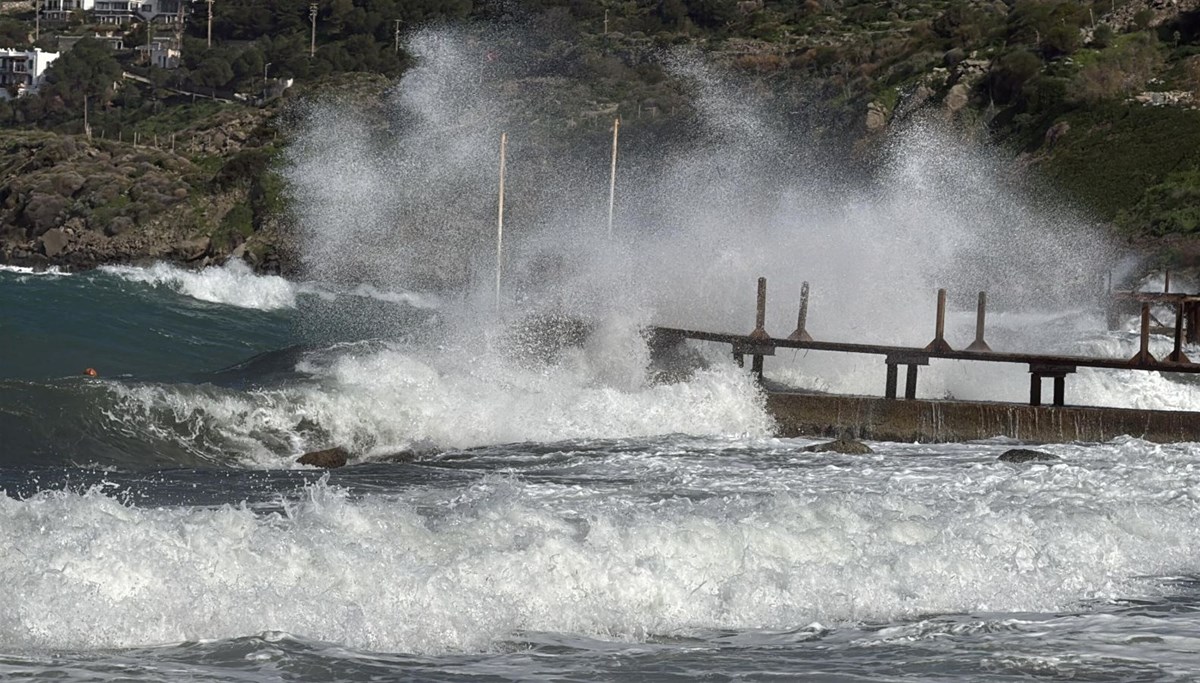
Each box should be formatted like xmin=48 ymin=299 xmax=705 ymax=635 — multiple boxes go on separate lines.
xmin=101 ymin=261 xmax=304 ymax=310
xmin=0 ymin=264 xmax=67 ymax=276
xmin=3 ymin=438 xmax=1199 ymax=654
xmin=102 ymin=339 xmax=772 ymax=468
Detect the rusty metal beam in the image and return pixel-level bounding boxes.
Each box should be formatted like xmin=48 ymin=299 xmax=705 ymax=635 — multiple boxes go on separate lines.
xmin=648 ymin=326 xmax=1200 ymax=374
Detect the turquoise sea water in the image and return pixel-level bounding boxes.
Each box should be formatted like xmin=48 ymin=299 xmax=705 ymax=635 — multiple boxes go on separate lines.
xmin=3 ymin=263 xmax=1200 ymax=681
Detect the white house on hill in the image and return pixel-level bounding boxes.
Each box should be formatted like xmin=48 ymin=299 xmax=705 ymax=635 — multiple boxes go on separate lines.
xmin=42 ymin=0 xmax=185 ymax=25
xmin=0 ymin=48 xmax=59 ymax=99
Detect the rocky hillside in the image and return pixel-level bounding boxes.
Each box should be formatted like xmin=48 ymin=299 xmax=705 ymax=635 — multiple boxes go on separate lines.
xmin=0 ymin=107 xmax=294 ymax=272
xmin=6 ymin=0 xmax=1200 ymax=275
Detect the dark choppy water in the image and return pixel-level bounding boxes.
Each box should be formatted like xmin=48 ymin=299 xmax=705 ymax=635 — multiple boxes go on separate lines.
xmin=4 ymin=263 xmax=1200 ymax=682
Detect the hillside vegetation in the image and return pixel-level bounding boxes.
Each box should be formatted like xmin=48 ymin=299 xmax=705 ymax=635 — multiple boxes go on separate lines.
xmin=4 ymin=0 xmax=1200 ymax=270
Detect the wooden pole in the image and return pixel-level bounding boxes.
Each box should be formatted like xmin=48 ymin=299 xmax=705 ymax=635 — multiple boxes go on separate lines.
xmin=495 ymin=132 xmax=507 ymax=311
xmin=607 ymin=117 xmax=619 ymax=239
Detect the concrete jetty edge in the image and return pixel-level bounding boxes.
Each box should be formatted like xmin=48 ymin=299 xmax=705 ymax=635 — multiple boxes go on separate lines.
xmin=765 ymin=392 xmax=1200 ymax=444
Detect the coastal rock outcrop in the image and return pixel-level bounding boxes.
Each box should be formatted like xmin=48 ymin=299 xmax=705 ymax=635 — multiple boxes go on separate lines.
xmin=998 ymin=448 xmax=1061 ymax=463
xmin=297 ymin=446 xmax=350 ymax=468
xmin=803 ymin=438 xmax=874 ymax=455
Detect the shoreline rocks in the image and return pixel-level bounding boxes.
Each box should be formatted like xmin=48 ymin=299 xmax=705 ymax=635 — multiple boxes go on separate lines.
xmin=803 ymin=438 xmax=874 ymax=455
xmin=998 ymin=448 xmax=1061 ymax=464
xmin=297 ymin=446 xmax=350 ymax=468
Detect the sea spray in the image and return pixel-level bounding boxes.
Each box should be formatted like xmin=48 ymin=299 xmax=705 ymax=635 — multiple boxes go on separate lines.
xmin=285 ymin=28 xmax=1117 ymax=347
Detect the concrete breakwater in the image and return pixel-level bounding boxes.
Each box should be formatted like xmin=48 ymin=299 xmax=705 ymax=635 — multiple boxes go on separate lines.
xmin=766 ymin=393 xmax=1200 ymax=444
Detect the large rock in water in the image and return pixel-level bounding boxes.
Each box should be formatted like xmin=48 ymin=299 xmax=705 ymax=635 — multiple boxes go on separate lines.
xmin=803 ymin=438 xmax=874 ymax=455
xmin=297 ymin=446 xmax=349 ymax=468
xmin=39 ymin=228 xmax=70 ymax=257
xmin=999 ymin=448 xmax=1061 ymax=464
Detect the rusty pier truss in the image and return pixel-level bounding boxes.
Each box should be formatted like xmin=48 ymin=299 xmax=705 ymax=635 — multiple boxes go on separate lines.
xmin=649 ymin=277 xmax=1200 ymax=444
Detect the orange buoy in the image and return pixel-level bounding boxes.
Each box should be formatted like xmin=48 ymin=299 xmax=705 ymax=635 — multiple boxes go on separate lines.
xmin=83 ymin=368 xmax=98 ymax=377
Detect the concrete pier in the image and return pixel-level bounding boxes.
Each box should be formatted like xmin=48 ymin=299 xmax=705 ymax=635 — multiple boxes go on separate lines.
xmin=651 ymin=276 xmax=1200 ymax=444
xmin=766 ymin=392 xmax=1200 ymax=444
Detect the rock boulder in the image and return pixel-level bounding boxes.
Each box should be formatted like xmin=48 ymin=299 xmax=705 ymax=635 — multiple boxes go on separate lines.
xmin=803 ymin=438 xmax=874 ymax=455
xmin=297 ymin=446 xmax=350 ymax=468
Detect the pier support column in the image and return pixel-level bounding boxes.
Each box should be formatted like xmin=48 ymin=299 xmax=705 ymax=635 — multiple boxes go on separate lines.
xmin=886 ymin=353 xmax=929 ymax=401
xmin=1029 ymin=363 xmax=1077 ymax=407
xmin=905 ymin=364 xmax=919 ymax=399
xmin=1168 ymin=301 xmax=1191 ymax=364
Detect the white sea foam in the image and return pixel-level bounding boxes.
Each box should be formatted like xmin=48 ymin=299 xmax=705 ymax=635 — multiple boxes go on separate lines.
xmin=97 ymin=261 xmax=439 ymax=313
xmin=101 ymin=261 xmax=303 ymax=310
xmin=3 ymin=439 xmax=1199 ymax=654
xmin=0 ymin=264 xmax=67 ymax=276
xmin=102 ymin=315 xmax=772 ymax=467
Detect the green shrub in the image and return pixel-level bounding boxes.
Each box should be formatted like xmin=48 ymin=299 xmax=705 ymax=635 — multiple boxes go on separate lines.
xmin=1117 ymin=169 xmax=1200 ymax=234
xmin=987 ymin=49 xmax=1043 ymax=104
xmin=1042 ymin=106 xmax=1200 ymax=222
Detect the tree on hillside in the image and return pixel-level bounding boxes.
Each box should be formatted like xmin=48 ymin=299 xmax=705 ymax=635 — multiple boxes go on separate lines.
xmin=1006 ymin=0 xmax=1086 ymax=58
xmin=41 ymin=38 xmax=123 ymax=111
xmin=987 ymin=48 xmax=1042 ymax=104
xmin=0 ymin=19 xmax=30 ymax=47
xmin=686 ymin=0 xmax=736 ymax=29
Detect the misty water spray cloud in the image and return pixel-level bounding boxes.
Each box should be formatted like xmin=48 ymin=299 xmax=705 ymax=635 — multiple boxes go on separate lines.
xmin=288 ymin=25 xmax=1114 ymax=342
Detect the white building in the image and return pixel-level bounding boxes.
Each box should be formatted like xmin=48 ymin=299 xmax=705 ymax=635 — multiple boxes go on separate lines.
xmin=42 ymin=0 xmax=185 ymax=25
xmin=41 ymin=0 xmax=93 ymax=23
xmin=135 ymin=38 xmax=180 ymax=68
xmin=138 ymin=0 xmax=186 ymax=24
xmin=0 ymin=48 xmax=59 ymax=99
